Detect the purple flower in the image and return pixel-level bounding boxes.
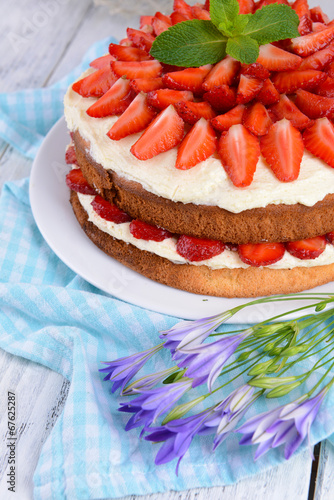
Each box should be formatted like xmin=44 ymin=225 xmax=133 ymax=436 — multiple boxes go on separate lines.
xmin=159 ymin=311 xmax=234 ymax=360
xmin=237 ymin=388 xmax=327 ymax=460
xmin=100 ymin=344 xmax=162 ymax=394
xmin=122 ymin=367 xmax=178 ymax=396
xmin=178 ymin=330 xmax=251 ymax=391
xmin=145 ymin=384 xmax=258 ymax=473
xmin=145 ymin=406 xmax=219 ymax=474
xmin=119 ymin=380 xmax=192 ymax=432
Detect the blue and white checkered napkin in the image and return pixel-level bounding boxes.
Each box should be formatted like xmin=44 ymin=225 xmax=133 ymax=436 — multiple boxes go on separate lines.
xmin=1 ymin=41 xmax=334 ymax=500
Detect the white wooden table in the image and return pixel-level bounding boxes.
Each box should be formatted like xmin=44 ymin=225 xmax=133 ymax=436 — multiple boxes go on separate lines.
xmin=0 ymin=1 xmax=334 ymax=499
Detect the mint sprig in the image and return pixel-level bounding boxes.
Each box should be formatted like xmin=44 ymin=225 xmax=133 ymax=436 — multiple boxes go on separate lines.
xmin=150 ymin=0 xmax=300 ymax=67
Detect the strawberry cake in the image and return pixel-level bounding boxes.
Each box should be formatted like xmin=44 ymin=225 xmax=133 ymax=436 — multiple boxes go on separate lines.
xmin=64 ymin=0 xmax=334 ymax=297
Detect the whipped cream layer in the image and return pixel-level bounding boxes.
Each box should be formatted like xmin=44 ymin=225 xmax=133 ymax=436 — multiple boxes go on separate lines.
xmin=64 ymin=69 xmax=334 ymax=214
xmin=78 ymin=192 xmax=334 ymax=270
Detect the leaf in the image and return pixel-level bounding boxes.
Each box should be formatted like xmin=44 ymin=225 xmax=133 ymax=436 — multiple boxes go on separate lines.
xmin=231 ymin=14 xmax=251 ymax=35
xmin=210 ymin=0 xmax=240 ymax=33
xmin=226 ymin=35 xmax=259 ymax=64
xmin=242 ymin=4 xmax=300 ymax=45
xmin=151 ymin=20 xmax=227 ymax=67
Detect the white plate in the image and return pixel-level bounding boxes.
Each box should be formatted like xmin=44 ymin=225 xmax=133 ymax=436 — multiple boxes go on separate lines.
xmin=29 ymin=117 xmax=333 ymax=321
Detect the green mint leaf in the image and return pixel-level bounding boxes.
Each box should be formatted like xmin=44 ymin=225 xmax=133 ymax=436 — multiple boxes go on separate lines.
xmin=226 ymin=35 xmax=259 ymax=64
xmin=150 ymin=20 xmax=227 ymax=67
xmin=231 ymin=14 xmax=251 ymax=35
xmin=241 ymin=4 xmax=300 ymax=45
xmin=210 ymin=0 xmax=239 ymax=33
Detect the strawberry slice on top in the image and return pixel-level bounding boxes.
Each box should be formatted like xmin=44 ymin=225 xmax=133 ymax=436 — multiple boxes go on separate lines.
xmin=131 ymin=105 xmax=184 ymax=160
xmin=89 ymin=54 xmax=115 ymax=70
xmin=303 ymin=118 xmax=334 ymax=168
xmin=72 ymin=66 xmax=117 ymax=98
xmin=218 ymin=124 xmax=260 ymax=187
xmin=242 ymin=102 xmax=272 ymax=136
xmin=256 ymin=44 xmax=302 ymax=71
xmin=130 ymin=77 xmax=164 ymax=94
xmin=176 ymin=118 xmax=217 ymax=170
xmin=295 ymin=89 xmax=334 ymax=119
xmin=174 ymin=101 xmax=216 ymax=125
xmin=211 ymin=105 xmax=245 ymax=132
xmin=272 ymin=70 xmax=327 ymax=94
xmin=109 ymin=43 xmax=151 ymax=62
xmin=202 ymin=56 xmax=240 ymax=90
xmin=237 ymin=75 xmax=264 ymax=104
xmin=286 ymin=236 xmax=327 ymax=260
xmin=111 ymin=60 xmax=163 ymax=80
xmin=147 ymin=89 xmax=194 ymax=110
xmin=163 ymin=65 xmax=212 ymax=94
xmin=270 ymin=94 xmax=313 ymax=130
xmin=260 ymin=119 xmax=304 ymax=182
xmin=238 ymin=242 xmax=285 ymax=267
xmin=126 ymin=28 xmax=155 ymax=51
xmin=86 ymin=77 xmax=133 ymax=118
xmin=289 ymin=25 xmax=334 ymax=56
xmin=107 ymin=93 xmax=157 ymax=141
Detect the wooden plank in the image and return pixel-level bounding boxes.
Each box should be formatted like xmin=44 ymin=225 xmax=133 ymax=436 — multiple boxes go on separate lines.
xmin=0 ymin=146 xmax=32 ymax=189
xmin=48 ymin=4 xmax=140 ymax=84
xmin=314 ymin=441 xmax=334 ymax=500
xmin=1 ymin=0 xmax=92 ymax=92
xmin=0 ymin=348 xmax=69 ymax=500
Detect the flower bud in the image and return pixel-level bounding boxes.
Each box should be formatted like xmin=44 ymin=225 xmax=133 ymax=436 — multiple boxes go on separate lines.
xmin=249 ymin=376 xmax=297 ymax=389
xmin=266 ymin=381 xmax=302 ymax=398
xmin=248 ymin=360 xmax=274 ymax=376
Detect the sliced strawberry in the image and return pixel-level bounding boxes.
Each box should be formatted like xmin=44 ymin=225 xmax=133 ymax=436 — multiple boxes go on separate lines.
xmin=326 ymin=61 xmax=334 ymax=79
xmin=91 ymin=195 xmax=132 ymax=223
xmin=147 ymin=89 xmax=194 ymax=110
xmin=211 ymin=105 xmax=245 ymax=131
xmin=315 ymin=76 xmax=334 ymax=98
xmin=111 ymin=60 xmax=162 ymax=80
xmin=272 ymin=70 xmax=327 ymax=93
xmin=130 ymin=219 xmax=172 ymax=241
xmin=131 ymin=105 xmax=184 ymax=160
xmin=257 ymin=44 xmax=302 ymax=71
xmin=298 ymin=15 xmax=312 ymax=36
xmin=238 ymin=0 xmax=255 ymax=14
xmin=90 ymin=54 xmax=115 ymax=69
xmin=86 ymin=77 xmax=133 ymax=118
xmin=257 ymin=79 xmax=280 ymax=105
xmin=312 ymin=22 xmax=328 ymax=33
xmin=203 ymin=56 xmax=240 ymax=90
xmin=292 ymin=0 xmax=310 ymax=19
xmin=127 ymin=28 xmax=155 ymax=51
xmin=310 ymin=7 xmax=329 ymax=24
xmin=152 ymin=17 xmax=171 ymax=36
xmin=119 ymin=38 xmax=132 ymax=47
xmin=173 ymin=0 xmax=193 ymax=19
xmin=66 ymin=169 xmax=96 ymax=195
xmin=238 ymin=242 xmax=285 ymax=267
xmin=237 ymin=75 xmax=263 ymax=104
xmin=175 ymin=100 xmax=216 ymax=125
xmin=155 ymin=12 xmax=172 ymax=24
xmin=65 ymin=145 xmax=78 ymax=165
xmin=203 ymin=85 xmax=237 ymax=113
xmin=140 ymin=15 xmax=154 ymax=28
xmin=295 ymin=89 xmax=334 ymax=119
xmin=176 ymin=118 xmax=217 ymax=170
xmin=107 ymin=93 xmax=157 ymax=141
xmin=243 ymin=102 xmax=272 ymax=136
xmin=176 ymin=235 xmax=225 ymax=262
xmin=270 ymin=94 xmax=313 ymax=130
xmin=72 ymin=66 xmax=117 ymax=98
xmin=289 ymin=25 xmax=334 ymax=56
xmin=286 ymin=236 xmax=327 ymax=260
xmin=109 ymin=43 xmax=151 ymax=62
xmin=299 ymin=41 xmax=334 ymax=70
xmin=218 ymin=124 xmax=260 ymax=187
xmin=303 ymin=118 xmax=334 ymax=168
xmin=163 ymin=65 xmax=212 ymax=94
xmin=326 ymin=232 xmax=334 ymax=244
xmin=260 ymin=119 xmax=304 ymax=182
xmin=130 ymin=77 xmax=164 ymax=94
xmin=240 ymin=62 xmax=269 ymax=80
xmin=191 ymin=5 xmax=211 ymax=19
xmin=171 ymin=11 xmax=189 ymax=24
xmin=204 ymin=0 xmax=210 ymax=9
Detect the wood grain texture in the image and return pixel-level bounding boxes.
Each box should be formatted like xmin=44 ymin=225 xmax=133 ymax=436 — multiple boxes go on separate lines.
xmin=0 ymin=0 xmax=333 ymax=498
